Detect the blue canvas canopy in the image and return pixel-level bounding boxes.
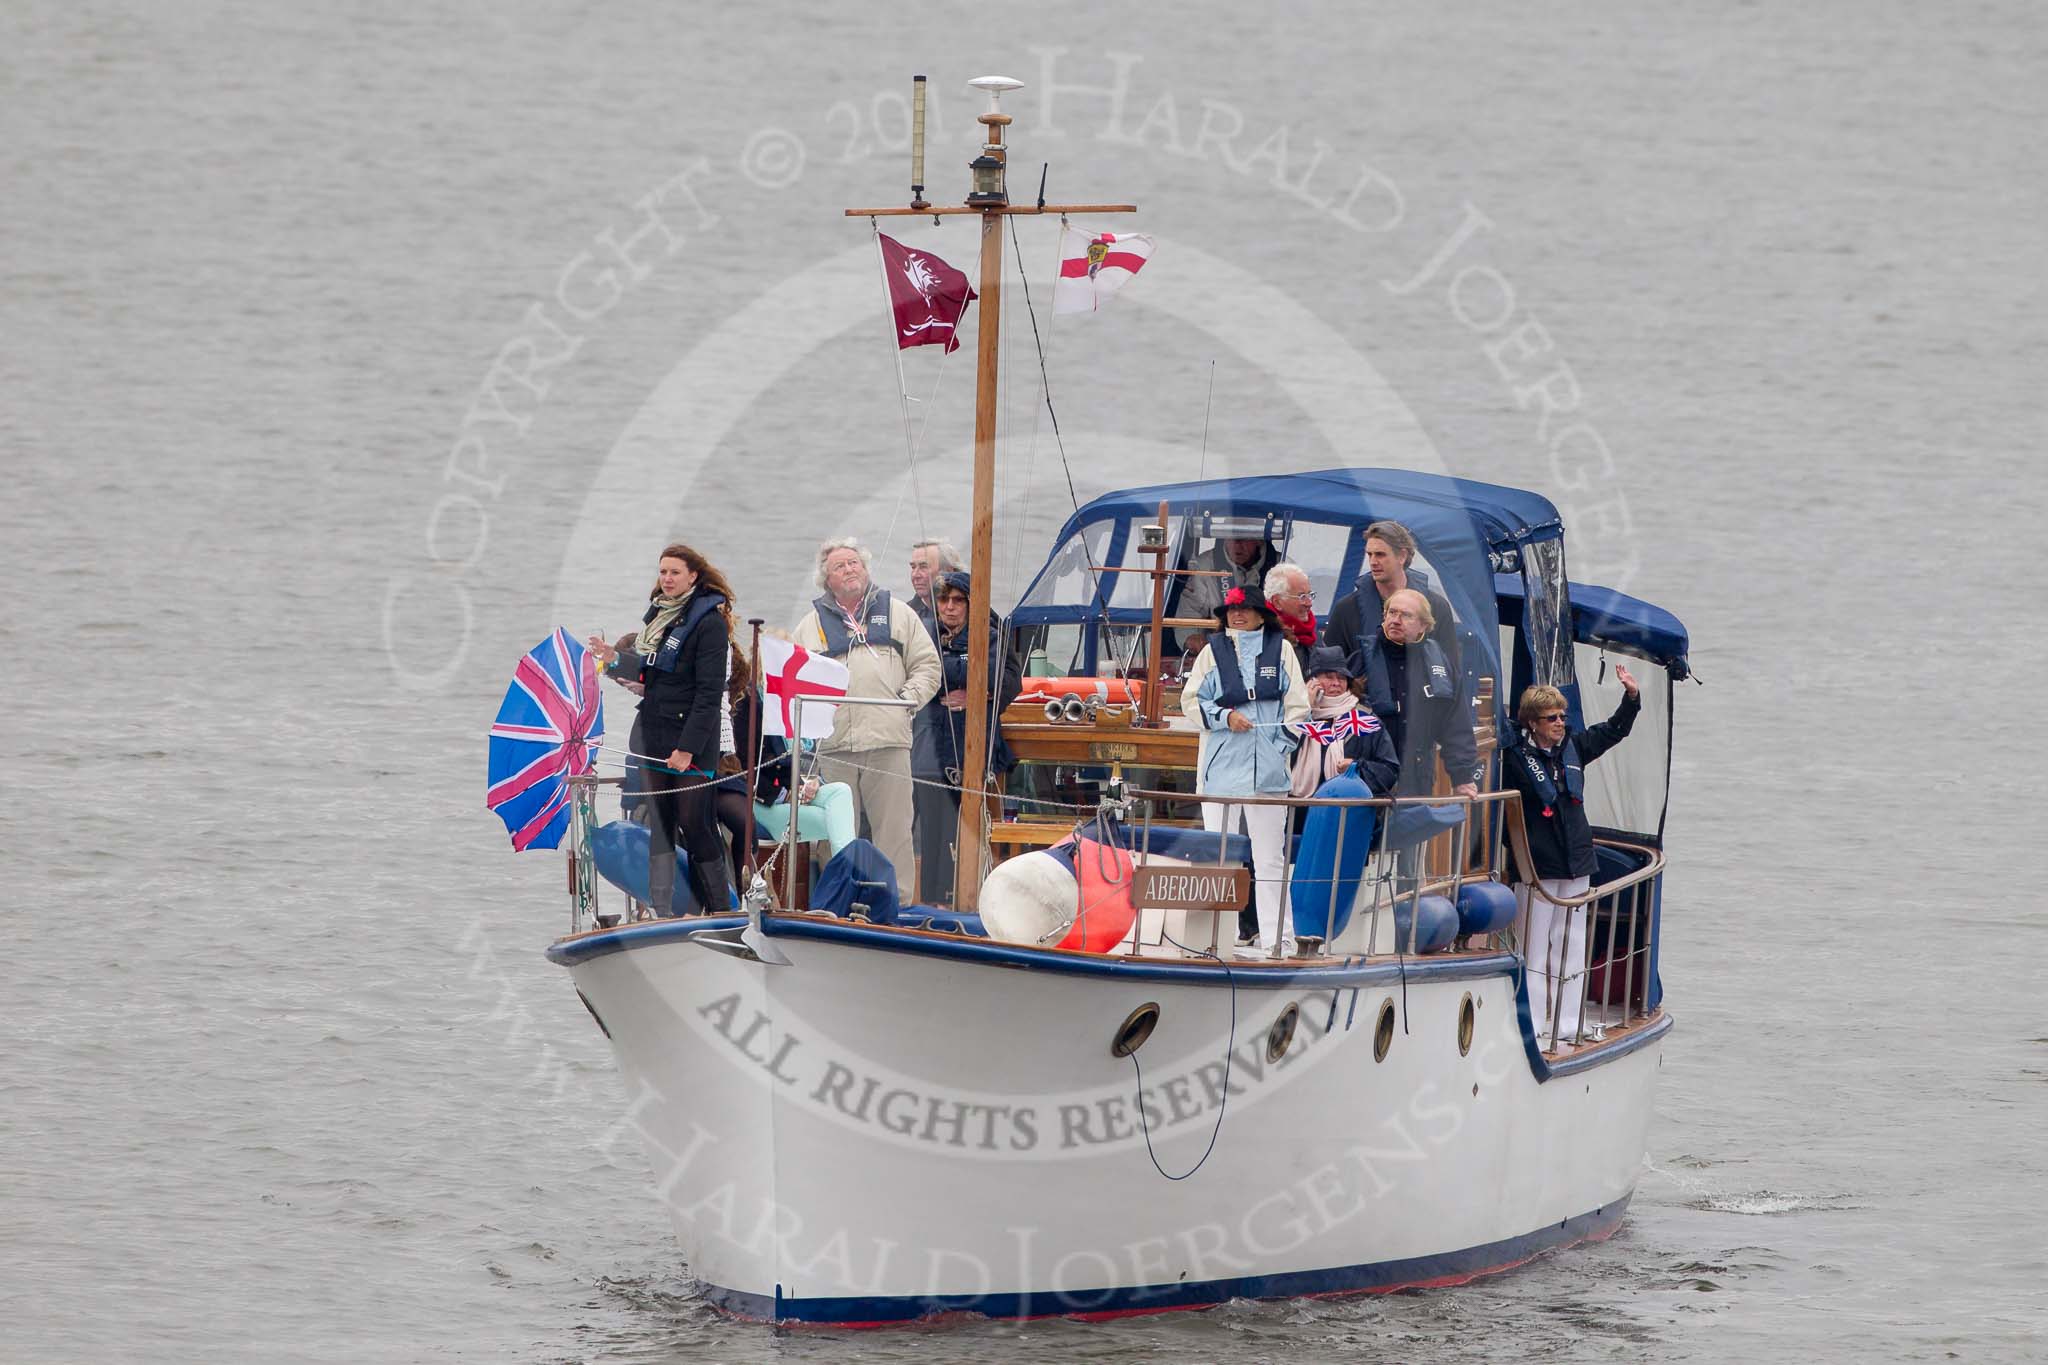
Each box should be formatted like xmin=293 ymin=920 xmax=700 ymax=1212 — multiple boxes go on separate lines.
xmin=1012 ymin=468 xmax=1569 ymax=691
xmin=1493 ymin=575 xmax=1691 ymax=678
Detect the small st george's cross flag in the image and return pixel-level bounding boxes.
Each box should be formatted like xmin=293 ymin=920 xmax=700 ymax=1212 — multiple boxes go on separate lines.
xmin=878 ymin=233 xmax=976 ymax=353
xmin=1053 ymin=225 xmax=1155 ymax=314
xmin=759 ymin=635 xmax=850 ymax=740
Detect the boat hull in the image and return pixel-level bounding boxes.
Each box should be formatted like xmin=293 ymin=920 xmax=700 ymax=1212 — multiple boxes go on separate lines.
xmin=553 ymin=917 xmax=1669 ymax=1325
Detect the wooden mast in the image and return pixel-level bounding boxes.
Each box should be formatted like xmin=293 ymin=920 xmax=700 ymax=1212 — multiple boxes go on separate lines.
xmin=955 ymin=186 xmax=1004 ymax=909
xmin=845 ymin=75 xmax=1135 ymax=911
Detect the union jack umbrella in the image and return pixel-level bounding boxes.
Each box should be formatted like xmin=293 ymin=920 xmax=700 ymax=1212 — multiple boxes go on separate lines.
xmin=486 ymin=628 xmax=605 ymax=851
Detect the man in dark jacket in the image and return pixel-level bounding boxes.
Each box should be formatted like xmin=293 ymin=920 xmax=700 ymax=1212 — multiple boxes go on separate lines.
xmin=1351 ymin=589 xmax=1483 ymax=799
xmin=1501 ymin=666 xmax=1641 ymax=1044
xmin=911 ymin=572 xmax=1022 ymax=903
xmin=1321 ymin=519 xmax=1460 ymax=672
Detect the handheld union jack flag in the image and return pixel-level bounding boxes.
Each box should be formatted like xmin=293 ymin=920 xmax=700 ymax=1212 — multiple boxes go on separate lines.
xmin=1297 ymin=709 xmax=1382 ymax=746
xmin=486 ymin=628 xmax=605 ymax=851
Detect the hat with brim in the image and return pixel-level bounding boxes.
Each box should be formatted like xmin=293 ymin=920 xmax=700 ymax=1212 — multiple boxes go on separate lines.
xmin=1214 ymin=585 xmax=1280 ymax=630
xmin=1305 ymin=644 xmax=1351 ymax=677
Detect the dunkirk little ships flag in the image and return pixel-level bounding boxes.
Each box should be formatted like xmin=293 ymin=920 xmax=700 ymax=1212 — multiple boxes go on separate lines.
xmin=1052 ymin=225 xmax=1155 ymax=314
xmin=878 ymin=233 xmax=976 ymax=352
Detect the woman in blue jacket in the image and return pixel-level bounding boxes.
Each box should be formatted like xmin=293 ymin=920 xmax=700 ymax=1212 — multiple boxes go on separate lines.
xmin=1180 ymin=586 xmax=1311 ymax=955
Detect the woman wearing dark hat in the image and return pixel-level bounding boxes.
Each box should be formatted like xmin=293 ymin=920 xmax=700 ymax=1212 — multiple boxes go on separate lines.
xmin=910 ymin=571 xmax=1021 ymax=903
xmin=1180 ymin=585 xmax=1311 ymax=955
xmin=1290 ymin=645 xmax=1400 ymax=799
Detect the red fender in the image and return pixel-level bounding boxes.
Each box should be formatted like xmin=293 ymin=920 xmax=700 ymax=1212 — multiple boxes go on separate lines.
xmin=1058 ymin=836 xmax=1137 ymax=953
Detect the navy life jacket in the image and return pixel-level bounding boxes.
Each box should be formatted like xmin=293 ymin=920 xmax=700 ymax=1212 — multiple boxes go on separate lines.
xmin=1514 ymin=731 xmax=1584 ymax=819
xmin=1207 ymin=627 xmax=1288 ymax=707
xmin=813 ymin=589 xmax=898 ymax=658
xmin=639 ymin=591 xmax=725 ymax=676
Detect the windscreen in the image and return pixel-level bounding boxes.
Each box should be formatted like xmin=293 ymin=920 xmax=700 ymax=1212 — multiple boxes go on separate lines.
xmin=1522 ymin=538 xmax=1575 ymax=690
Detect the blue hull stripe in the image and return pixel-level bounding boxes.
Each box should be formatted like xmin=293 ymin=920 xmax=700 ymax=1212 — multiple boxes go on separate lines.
xmin=700 ymin=1198 xmax=1632 ymax=1325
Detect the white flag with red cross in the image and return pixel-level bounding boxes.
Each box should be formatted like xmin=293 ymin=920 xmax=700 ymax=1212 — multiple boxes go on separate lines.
xmin=759 ymin=636 xmax=850 ymax=739
xmin=1052 ymin=225 xmax=1155 ymax=315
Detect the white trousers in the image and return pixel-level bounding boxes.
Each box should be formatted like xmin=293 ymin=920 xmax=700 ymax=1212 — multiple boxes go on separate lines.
xmin=1517 ymin=876 xmax=1591 ymax=1041
xmin=1203 ymin=799 xmax=1293 ymax=952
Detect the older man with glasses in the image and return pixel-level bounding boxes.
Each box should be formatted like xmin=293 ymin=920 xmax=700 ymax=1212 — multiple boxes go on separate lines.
xmin=1502 ymin=670 xmax=1642 ymax=1045
xmin=1262 ymin=561 xmax=1319 ymax=674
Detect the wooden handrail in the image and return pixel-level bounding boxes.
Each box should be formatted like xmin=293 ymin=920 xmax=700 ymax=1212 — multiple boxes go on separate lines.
xmin=1500 ymin=787 xmax=1666 ymax=906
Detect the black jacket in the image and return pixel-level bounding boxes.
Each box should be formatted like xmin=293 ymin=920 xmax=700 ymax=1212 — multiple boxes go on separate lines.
xmin=635 ymin=591 xmax=730 ymax=764
xmin=1321 ymin=568 xmax=1460 ymax=675
xmin=912 ymin=620 xmax=1022 ymax=782
xmin=1353 ymin=631 xmax=1481 ymax=796
xmin=1502 ymin=691 xmax=1640 ymax=881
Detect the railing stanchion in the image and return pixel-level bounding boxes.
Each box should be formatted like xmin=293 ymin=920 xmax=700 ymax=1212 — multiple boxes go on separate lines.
xmin=1327 ymin=792 xmax=1347 ymax=956
xmin=1621 ymin=878 xmax=1641 ymax=1024
xmin=1644 ymin=868 xmax=1659 ymax=1016
xmin=784 ymin=697 xmax=804 ymax=911
xmin=1450 ymin=796 xmax=1470 ymax=946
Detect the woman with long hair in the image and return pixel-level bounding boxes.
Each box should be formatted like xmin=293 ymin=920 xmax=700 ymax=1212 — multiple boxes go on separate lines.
xmin=589 ymin=543 xmax=737 ymax=916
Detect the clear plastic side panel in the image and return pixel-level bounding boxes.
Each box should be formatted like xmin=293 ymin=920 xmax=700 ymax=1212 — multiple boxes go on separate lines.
xmin=1521 ymin=538 xmax=1576 ymax=690
xmin=1573 ymin=642 xmax=1671 ymax=841
xmin=1017 ymin=521 xmax=1115 ymax=610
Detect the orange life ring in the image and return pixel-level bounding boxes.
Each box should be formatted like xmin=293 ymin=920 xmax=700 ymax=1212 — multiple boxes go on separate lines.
xmin=1015 ymin=677 xmax=1145 ymax=705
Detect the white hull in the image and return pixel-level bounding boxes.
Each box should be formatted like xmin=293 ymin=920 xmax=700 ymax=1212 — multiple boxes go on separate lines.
xmin=553 ymin=915 xmax=1669 ymax=1323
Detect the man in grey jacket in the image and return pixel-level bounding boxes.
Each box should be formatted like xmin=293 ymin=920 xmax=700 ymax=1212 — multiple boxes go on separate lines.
xmin=793 ymin=537 xmax=944 ymax=895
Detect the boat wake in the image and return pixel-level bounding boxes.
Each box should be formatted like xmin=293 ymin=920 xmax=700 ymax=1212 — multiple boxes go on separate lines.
xmin=1680 ymin=1191 xmax=1864 ymax=1217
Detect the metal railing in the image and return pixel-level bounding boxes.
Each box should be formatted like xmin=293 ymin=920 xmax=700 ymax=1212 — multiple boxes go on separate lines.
xmin=1123 ymin=786 xmax=1520 ymax=961
xmin=1502 ymin=810 xmax=1665 ymax=1051
xmin=560 ymin=759 xmax=1665 ymax=1056
xmin=1125 ymin=784 xmax=1665 ymax=1053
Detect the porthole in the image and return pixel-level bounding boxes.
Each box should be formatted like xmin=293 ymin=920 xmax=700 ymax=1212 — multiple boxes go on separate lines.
xmin=1373 ymin=999 xmax=1397 ymax=1063
xmin=1266 ymin=1004 xmax=1300 ymax=1063
xmin=1111 ymin=1002 xmax=1161 ymax=1058
xmin=1457 ymin=993 xmax=1475 ymax=1056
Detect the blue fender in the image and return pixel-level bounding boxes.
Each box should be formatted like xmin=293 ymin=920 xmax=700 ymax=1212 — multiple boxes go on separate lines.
xmin=1455 ymin=880 xmax=1519 ymax=937
xmin=1393 ymin=893 xmax=1460 ymax=953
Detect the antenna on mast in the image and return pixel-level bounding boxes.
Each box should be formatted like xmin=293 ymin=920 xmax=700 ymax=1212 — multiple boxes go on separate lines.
xmin=965 ymin=75 xmax=1023 ymax=205
xmin=909 ymin=75 xmax=929 ymax=211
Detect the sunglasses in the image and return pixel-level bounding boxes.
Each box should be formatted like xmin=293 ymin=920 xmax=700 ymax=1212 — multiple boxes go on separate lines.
xmin=1536 ymin=712 xmax=1567 ymax=723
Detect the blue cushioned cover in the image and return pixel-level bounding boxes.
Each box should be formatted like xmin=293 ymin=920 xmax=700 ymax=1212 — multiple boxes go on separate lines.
xmin=591 ymin=818 xmax=734 ymax=914
xmin=1126 ymin=823 xmax=1253 ymax=864
xmin=811 ymin=839 xmax=901 ymax=925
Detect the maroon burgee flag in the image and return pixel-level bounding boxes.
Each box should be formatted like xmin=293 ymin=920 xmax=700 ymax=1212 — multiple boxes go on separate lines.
xmin=878 ymin=233 xmax=976 ymax=353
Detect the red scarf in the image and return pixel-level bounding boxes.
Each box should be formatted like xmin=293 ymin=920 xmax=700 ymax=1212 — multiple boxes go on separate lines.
xmin=1277 ymin=606 xmax=1317 ymax=652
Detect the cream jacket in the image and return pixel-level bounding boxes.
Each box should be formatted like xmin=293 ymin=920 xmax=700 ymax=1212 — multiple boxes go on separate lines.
xmin=791 ymin=595 xmax=943 ymax=753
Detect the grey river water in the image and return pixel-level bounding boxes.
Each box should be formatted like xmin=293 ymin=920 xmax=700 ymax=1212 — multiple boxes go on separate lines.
xmin=4 ymin=3 xmax=2044 ymax=1361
